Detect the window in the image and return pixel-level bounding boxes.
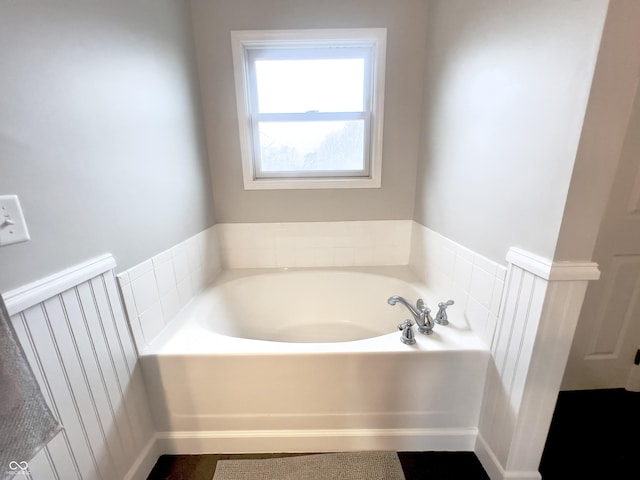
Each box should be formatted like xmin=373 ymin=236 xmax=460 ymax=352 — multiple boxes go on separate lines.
xmin=231 ymin=29 xmax=386 ymax=190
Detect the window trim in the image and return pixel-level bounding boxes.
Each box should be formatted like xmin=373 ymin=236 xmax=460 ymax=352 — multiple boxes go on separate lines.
xmin=231 ymin=28 xmax=386 ymax=190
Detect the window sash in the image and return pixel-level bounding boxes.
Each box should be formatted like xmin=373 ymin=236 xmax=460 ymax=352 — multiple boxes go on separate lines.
xmin=247 ymin=47 xmax=372 ymax=115
xmin=255 ymin=112 xmax=367 ymax=122
xmin=252 ymin=114 xmax=371 ymax=178
xmin=246 ymin=46 xmax=374 ymax=179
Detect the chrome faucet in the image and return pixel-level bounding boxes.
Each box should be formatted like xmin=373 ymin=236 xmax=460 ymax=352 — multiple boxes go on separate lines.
xmin=387 ymin=295 xmax=435 ymax=335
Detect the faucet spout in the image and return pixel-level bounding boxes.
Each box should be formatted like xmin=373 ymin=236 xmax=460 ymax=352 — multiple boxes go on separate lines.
xmin=387 ymin=295 xmax=420 ymax=318
xmin=387 ymin=295 xmax=434 ymax=334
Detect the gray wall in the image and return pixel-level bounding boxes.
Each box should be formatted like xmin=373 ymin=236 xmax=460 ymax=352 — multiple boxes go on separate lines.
xmin=555 ymin=0 xmax=640 ymax=262
xmin=413 ymin=0 xmax=608 ymax=265
xmin=0 ymin=0 xmax=215 ymax=293
xmin=190 ymin=0 xmax=428 ymax=223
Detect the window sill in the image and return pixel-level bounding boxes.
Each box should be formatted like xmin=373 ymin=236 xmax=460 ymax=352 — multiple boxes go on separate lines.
xmin=242 ymin=175 xmax=382 ymax=190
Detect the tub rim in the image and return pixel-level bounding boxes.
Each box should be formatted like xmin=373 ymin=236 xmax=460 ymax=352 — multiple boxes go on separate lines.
xmin=142 ymin=265 xmax=488 ymax=356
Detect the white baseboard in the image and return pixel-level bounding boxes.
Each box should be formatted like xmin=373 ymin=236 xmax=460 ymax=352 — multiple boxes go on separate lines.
xmin=123 ymin=435 xmax=160 ymax=480
xmin=626 ymin=364 xmax=640 ymax=392
xmin=120 ymin=428 xmax=478 ymax=478
xmin=155 ymin=428 xmax=478 ymax=454
xmin=475 ymin=433 xmax=541 ymax=480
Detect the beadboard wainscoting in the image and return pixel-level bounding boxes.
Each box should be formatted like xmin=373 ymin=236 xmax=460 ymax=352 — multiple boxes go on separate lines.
xmin=117 ymin=227 xmax=221 ymax=353
xmin=409 ymin=222 xmax=508 ymax=346
xmin=2 ymin=255 xmax=156 ymax=480
xmin=475 ymin=248 xmax=600 ymax=480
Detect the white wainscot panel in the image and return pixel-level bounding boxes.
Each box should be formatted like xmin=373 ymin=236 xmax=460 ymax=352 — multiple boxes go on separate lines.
xmin=3 ymin=257 xmax=157 ymax=480
xmin=475 ymin=248 xmax=599 ymax=480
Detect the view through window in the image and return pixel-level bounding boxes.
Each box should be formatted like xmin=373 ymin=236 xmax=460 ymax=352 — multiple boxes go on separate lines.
xmin=253 ymin=56 xmax=367 ymax=174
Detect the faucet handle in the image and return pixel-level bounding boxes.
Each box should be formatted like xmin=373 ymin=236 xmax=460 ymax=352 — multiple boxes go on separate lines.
xmin=435 ymin=300 xmax=455 ymax=325
xmin=398 ymin=319 xmax=416 ymax=345
xmin=398 ymin=319 xmax=413 ymax=330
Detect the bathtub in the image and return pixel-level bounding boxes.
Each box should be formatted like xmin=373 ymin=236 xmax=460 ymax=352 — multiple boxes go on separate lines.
xmin=141 ymin=266 xmax=490 ymax=453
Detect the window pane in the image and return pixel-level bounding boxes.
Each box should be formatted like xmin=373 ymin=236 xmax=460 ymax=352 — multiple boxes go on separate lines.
xmin=255 ymin=59 xmax=365 ymax=113
xmin=258 ymin=120 xmax=365 ymax=173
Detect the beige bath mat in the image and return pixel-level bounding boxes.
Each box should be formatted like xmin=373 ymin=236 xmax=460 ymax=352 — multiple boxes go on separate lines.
xmin=212 ymin=451 xmax=405 ymax=480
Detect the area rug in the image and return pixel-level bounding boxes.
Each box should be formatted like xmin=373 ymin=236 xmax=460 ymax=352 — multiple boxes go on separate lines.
xmin=212 ymin=451 xmax=405 ymax=480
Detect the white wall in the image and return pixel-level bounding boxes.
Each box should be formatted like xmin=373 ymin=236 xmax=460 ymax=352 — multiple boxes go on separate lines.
xmin=189 ymin=0 xmax=428 ymax=223
xmin=555 ymin=0 xmax=640 ymax=262
xmin=413 ymin=0 xmax=608 ymax=265
xmin=0 ymin=0 xmax=215 ymax=293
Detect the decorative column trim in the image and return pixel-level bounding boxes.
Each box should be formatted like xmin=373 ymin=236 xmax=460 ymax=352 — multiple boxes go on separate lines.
xmin=476 ymin=247 xmax=599 ymax=480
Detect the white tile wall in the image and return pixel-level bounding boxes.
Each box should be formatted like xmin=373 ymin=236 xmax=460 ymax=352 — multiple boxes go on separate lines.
xmin=409 ymin=222 xmax=507 ymax=346
xmin=117 ymin=221 xmax=411 ymax=350
xmin=217 ymin=220 xmax=412 ymax=269
xmin=117 ymin=226 xmax=220 ymax=352
xmin=118 ymin=220 xmax=503 ymax=352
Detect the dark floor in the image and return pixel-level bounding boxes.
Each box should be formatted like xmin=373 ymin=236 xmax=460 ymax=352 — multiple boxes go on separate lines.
xmin=539 ymin=388 xmax=640 ymax=479
xmin=147 ymin=389 xmax=640 ymax=480
xmin=147 ymin=452 xmax=489 ymax=480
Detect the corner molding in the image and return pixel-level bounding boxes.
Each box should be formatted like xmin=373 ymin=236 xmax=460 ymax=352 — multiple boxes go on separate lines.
xmin=506 ymin=247 xmax=600 ymax=281
xmin=475 ymin=434 xmax=541 ymax=480
xmin=122 ymin=435 xmax=159 ymax=480
xmin=2 ymin=254 xmax=117 ymax=316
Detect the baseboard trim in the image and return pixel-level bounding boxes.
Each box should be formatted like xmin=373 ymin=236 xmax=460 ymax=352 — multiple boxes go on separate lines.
xmin=123 ymin=435 xmax=159 ymax=480
xmin=474 ymin=433 xmax=541 ymax=480
xmin=155 ymin=428 xmax=477 ymax=454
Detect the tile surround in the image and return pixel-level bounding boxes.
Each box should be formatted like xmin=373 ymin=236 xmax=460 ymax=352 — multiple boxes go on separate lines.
xmin=409 ymin=222 xmax=507 ymax=346
xmin=217 ymin=220 xmax=412 ymax=269
xmin=117 ymin=226 xmax=221 ymax=352
xmin=117 ymin=220 xmax=506 ymax=351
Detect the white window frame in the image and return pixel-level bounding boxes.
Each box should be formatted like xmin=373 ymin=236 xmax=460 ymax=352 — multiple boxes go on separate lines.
xmin=231 ymin=28 xmax=386 ymax=190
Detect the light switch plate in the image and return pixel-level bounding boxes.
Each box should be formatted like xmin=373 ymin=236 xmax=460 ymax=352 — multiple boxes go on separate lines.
xmin=0 ymin=195 xmax=31 ymax=246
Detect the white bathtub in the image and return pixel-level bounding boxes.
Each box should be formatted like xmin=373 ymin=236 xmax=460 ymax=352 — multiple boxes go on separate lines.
xmin=141 ymin=267 xmax=490 ymax=453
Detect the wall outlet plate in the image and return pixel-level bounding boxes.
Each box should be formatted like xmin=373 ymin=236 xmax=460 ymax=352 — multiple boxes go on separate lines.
xmin=0 ymin=195 xmax=31 ymax=246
